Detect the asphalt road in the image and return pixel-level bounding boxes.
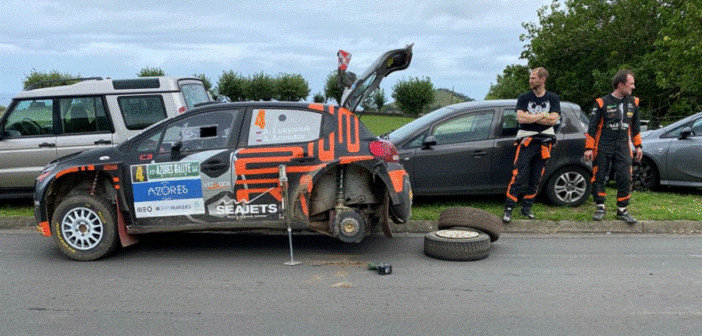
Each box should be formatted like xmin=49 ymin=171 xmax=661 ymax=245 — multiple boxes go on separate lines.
xmin=2 ymin=230 xmax=701 ymax=335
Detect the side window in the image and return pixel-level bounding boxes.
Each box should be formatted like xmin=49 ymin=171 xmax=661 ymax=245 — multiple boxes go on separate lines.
xmin=432 ymin=111 xmax=494 ymax=145
xmin=132 ymin=128 xmax=163 ymax=153
xmin=161 ymin=110 xmax=237 ymax=152
xmin=59 ymin=97 xmax=111 ymax=134
xmin=501 ymin=109 xmax=518 ymax=137
xmin=118 ymin=96 xmax=167 ymax=130
xmin=691 ymin=118 xmax=702 ymax=136
xmin=180 ymin=83 xmax=210 ymax=110
xmin=2 ymin=99 xmax=54 ymax=137
xmin=247 ymin=109 xmax=322 ymax=146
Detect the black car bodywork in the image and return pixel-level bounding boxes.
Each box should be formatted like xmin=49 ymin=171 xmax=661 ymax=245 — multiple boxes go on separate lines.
xmin=388 ymin=99 xmax=592 ymax=206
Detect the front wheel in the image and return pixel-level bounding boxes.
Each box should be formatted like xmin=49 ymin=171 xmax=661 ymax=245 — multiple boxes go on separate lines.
xmin=545 ymin=166 xmax=591 ymax=207
xmin=633 ymin=157 xmax=659 ymax=191
xmin=51 ymin=193 xmax=119 ymax=261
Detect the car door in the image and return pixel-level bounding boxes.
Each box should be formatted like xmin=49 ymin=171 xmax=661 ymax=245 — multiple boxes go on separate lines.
xmin=233 ymin=106 xmax=332 ymax=220
xmin=54 ymin=96 xmax=115 ymax=160
xmin=493 ymin=107 xmax=520 ymax=191
xmin=125 ymin=108 xmax=241 ymax=225
xmin=0 ymin=98 xmax=57 ymax=189
xmin=403 ymin=109 xmax=496 ymax=195
xmin=665 ymin=117 xmax=702 ymax=184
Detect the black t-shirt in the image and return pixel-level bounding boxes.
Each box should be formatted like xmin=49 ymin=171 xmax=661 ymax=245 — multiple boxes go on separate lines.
xmin=516 ymin=91 xmax=561 ymax=134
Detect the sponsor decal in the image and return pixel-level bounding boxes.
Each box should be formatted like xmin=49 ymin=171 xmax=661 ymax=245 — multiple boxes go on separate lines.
xmin=207 ymin=195 xmax=278 ymax=219
xmin=131 ymin=162 xmax=205 ymax=218
xmin=203 ymin=181 xmax=231 ymax=190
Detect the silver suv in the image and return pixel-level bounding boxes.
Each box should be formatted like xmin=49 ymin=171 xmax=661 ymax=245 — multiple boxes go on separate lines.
xmin=0 ymin=76 xmax=211 ymax=198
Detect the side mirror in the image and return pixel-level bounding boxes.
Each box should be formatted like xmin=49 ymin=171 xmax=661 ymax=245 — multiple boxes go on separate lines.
xmin=422 ymin=135 xmax=437 ymax=149
xmin=171 ymin=141 xmax=182 ymax=161
xmin=679 ymin=126 xmax=692 ymax=139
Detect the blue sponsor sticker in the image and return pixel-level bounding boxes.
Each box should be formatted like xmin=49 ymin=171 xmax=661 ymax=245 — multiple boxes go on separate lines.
xmin=132 ymin=179 xmax=203 ymax=203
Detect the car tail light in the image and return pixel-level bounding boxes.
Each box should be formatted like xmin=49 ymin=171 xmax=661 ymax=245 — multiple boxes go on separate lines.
xmin=178 ymin=106 xmax=187 ymax=114
xmin=369 ymin=139 xmax=399 ymax=162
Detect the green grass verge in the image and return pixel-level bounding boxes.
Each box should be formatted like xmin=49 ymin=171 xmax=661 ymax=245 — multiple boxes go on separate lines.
xmin=359 ymin=114 xmax=415 ymax=137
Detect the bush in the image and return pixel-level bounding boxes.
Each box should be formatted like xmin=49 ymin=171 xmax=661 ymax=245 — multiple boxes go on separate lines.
xmin=392 ymin=77 xmax=435 ymax=116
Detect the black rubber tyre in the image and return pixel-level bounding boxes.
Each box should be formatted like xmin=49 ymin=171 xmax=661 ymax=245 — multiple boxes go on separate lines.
xmin=633 ymin=157 xmax=659 ymax=191
xmin=437 ymin=207 xmax=503 ymax=242
xmin=545 ymin=166 xmax=591 ymax=207
xmin=424 ymin=228 xmax=491 ymax=261
xmin=51 ymin=193 xmax=119 ymax=261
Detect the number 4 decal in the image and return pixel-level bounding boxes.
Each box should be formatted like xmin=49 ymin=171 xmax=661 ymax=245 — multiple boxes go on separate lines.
xmin=255 ymin=110 xmax=266 ymax=129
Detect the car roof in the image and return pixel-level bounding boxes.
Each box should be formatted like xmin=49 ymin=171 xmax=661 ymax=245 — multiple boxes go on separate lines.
xmin=14 ymin=76 xmax=204 ymax=99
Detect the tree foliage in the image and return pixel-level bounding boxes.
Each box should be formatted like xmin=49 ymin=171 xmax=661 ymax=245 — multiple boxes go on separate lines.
xmin=23 ymin=69 xmax=80 ymax=90
xmin=137 ymin=66 xmax=165 ymax=77
xmin=313 ymin=92 xmax=326 ymax=103
xmin=485 ymin=64 xmax=530 ymax=99
xmin=246 ymin=72 xmax=276 ymax=101
xmin=519 ymin=0 xmax=701 ymax=119
xmin=217 ymin=71 xmax=248 ymax=102
xmin=373 ymin=88 xmax=387 ymax=112
xmin=392 ymin=77 xmax=435 ymax=116
xmin=275 ymin=73 xmax=310 ymax=101
xmin=323 ymin=71 xmax=344 ymax=105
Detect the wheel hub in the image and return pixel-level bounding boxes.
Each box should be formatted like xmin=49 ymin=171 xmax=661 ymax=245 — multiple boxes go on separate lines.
xmin=61 ymin=207 xmax=104 ymax=250
xmin=436 ymin=229 xmax=479 ymax=239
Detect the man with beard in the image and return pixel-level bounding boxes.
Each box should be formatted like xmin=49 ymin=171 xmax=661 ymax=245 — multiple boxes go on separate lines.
xmin=503 ymin=67 xmax=561 ymax=223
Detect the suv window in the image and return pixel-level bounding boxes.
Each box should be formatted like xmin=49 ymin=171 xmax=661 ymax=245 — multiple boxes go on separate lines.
xmin=118 ymin=96 xmax=167 ymax=130
xmin=59 ymin=97 xmax=111 ymax=134
xmin=247 ymin=109 xmax=322 ymax=146
xmin=2 ymin=99 xmax=54 ymax=137
xmin=432 ymin=111 xmax=494 ymax=145
xmin=180 ymin=83 xmax=210 ymax=110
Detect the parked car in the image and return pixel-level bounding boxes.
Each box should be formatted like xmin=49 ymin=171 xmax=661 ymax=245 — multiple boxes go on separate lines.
xmin=633 ymin=111 xmax=702 ymax=191
xmin=0 ymin=76 xmax=212 ymax=199
xmin=387 ymin=99 xmax=592 ymax=206
xmin=34 ymin=46 xmax=414 ymax=261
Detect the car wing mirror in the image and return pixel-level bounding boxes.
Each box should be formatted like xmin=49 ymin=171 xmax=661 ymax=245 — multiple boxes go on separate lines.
xmin=679 ymin=126 xmax=692 ymax=139
xmin=422 ymin=135 xmax=437 ymax=149
xmin=171 ymin=141 xmax=182 ymax=161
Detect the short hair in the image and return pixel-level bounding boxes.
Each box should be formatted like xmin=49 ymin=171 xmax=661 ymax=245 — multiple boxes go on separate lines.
xmin=532 ymin=67 xmax=549 ymax=79
xmin=612 ymin=70 xmax=634 ymax=90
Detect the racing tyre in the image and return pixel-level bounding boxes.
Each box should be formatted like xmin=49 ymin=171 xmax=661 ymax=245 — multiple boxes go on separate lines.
xmin=424 ymin=229 xmax=491 ymax=261
xmin=545 ymin=166 xmax=591 ymax=207
xmin=633 ymin=157 xmax=659 ymax=191
xmin=51 ymin=193 xmax=119 ymax=261
xmin=437 ymin=207 xmax=502 ymax=242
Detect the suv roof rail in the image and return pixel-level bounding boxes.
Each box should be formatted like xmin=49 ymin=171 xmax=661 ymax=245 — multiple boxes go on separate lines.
xmin=24 ymin=77 xmax=104 ymax=91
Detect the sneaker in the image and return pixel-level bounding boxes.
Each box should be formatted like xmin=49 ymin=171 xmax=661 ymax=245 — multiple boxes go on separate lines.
xmin=521 ymin=207 xmax=535 ymax=219
xmin=617 ymin=209 xmax=637 ymax=225
xmin=593 ymin=205 xmax=605 ymax=221
xmin=502 ymin=207 xmax=513 ymax=223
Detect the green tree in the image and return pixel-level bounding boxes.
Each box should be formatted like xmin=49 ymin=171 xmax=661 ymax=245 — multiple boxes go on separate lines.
xmin=392 ymin=77 xmax=435 ymax=116
xmin=485 ymin=64 xmax=530 ymax=99
xmin=0 ymin=105 xmax=5 ymax=115
xmin=519 ymin=0 xmax=698 ymax=119
xmin=137 ymin=66 xmax=165 ymax=77
xmin=23 ymin=69 xmax=80 ymax=90
xmin=313 ymin=92 xmax=326 ymax=103
xmin=247 ymin=72 xmax=276 ymax=101
xmin=217 ymin=71 xmax=248 ymax=101
xmin=275 ymin=73 xmax=310 ymax=101
xmin=373 ymin=88 xmax=387 ymax=112
xmin=323 ymin=71 xmax=344 ymax=105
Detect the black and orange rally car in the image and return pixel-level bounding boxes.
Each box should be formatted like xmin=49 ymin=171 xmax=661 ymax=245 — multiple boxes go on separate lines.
xmin=34 ymin=46 xmax=413 ymax=260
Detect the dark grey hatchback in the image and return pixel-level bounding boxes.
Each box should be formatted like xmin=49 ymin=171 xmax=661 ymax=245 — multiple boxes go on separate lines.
xmin=388 ymin=99 xmax=592 ymax=206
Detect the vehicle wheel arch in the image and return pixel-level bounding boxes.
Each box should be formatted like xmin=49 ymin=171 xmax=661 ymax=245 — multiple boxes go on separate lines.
xmin=45 ymin=171 xmax=119 ymax=225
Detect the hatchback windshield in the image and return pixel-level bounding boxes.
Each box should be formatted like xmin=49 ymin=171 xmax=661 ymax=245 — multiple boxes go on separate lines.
xmin=180 ymin=83 xmax=210 ymax=109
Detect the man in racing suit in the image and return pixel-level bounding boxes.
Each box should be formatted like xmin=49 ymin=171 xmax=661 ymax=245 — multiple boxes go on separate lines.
xmin=503 ymin=67 xmax=560 ymax=223
xmin=584 ymin=70 xmax=643 ymax=224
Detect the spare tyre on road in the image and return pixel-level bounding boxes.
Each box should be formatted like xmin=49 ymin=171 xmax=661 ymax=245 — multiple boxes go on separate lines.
xmin=438 ymin=207 xmax=503 ymax=242
xmin=423 ymin=228 xmax=491 ymax=261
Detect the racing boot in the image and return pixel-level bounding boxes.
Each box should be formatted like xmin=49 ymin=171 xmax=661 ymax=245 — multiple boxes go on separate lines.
xmin=592 ymin=204 xmax=606 ymax=221
xmin=502 ymin=207 xmax=513 ymax=223
xmin=521 ymin=207 xmax=535 ymax=219
xmin=617 ymin=208 xmax=637 ymax=225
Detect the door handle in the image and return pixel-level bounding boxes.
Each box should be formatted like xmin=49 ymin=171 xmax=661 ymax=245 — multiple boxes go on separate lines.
xmin=472 ymin=150 xmax=487 ymax=158
xmin=202 ymin=160 xmax=227 ymax=171
xmin=94 ymin=139 xmax=112 ymax=145
xmin=38 ymin=142 xmax=56 ymax=148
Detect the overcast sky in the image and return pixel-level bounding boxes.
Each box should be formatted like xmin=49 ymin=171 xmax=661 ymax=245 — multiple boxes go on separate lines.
xmin=0 ymin=0 xmax=552 ymax=107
